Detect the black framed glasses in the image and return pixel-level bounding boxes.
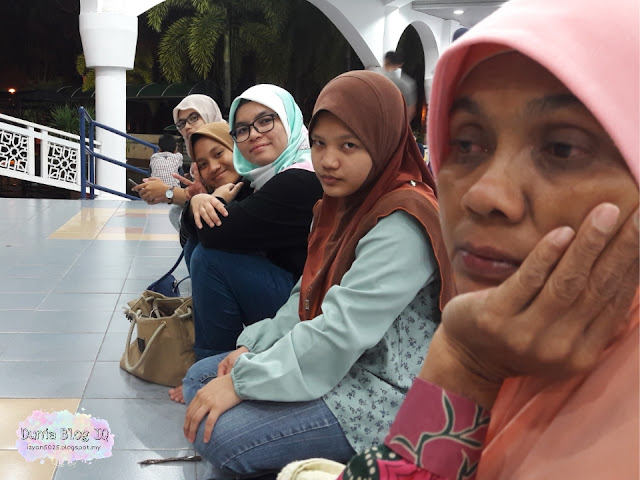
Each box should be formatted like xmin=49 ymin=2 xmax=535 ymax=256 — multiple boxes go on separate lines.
xmin=175 ymin=112 xmax=201 ymax=130
xmin=230 ymin=113 xmax=278 ymax=143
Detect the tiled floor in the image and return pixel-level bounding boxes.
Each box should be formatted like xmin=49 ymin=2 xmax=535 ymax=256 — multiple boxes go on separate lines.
xmin=0 ymin=198 xmax=212 ymax=479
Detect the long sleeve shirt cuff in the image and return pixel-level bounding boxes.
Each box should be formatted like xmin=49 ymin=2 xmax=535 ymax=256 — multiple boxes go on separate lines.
xmin=384 ymin=377 xmax=490 ymax=480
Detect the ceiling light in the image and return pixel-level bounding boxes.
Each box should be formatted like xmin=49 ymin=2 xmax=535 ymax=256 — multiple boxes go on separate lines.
xmin=453 ymin=9 xmax=464 ymax=14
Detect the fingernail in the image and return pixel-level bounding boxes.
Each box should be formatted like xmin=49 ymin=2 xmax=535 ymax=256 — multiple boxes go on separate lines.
xmin=550 ymin=226 xmax=575 ymax=247
xmin=592 ymin=204 xmax=620 ymax=234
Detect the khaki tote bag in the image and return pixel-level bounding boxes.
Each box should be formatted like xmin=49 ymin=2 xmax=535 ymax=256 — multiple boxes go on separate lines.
xmin=120 ymin=291 xmax=196 ymax=387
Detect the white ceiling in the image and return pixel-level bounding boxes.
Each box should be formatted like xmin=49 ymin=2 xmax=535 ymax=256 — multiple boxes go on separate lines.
xmin=411 ymin=0 xmax=506 ymax=27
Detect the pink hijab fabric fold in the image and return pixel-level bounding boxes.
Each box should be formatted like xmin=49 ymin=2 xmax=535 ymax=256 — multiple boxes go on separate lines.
xmin=428 ymin=0 xmax=639 ymax=183
xmin=428 ymin=0 xmax=639 ymax=478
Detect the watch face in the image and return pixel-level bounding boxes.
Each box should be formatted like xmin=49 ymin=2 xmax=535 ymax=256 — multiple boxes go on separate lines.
xmin=165 ymin=188 xmax=174 ymax=199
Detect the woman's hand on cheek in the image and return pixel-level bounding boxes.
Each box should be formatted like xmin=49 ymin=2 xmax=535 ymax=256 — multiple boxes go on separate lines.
xmin=426 ymin=203 xmax=639 ymax=408
xmin=190 ymin=194 xmax=229 ymax=229
xmin=183 ymin=375 xmax=241 ymax=444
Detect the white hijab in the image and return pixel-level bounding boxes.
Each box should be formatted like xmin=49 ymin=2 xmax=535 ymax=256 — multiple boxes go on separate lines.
xmin=172 ymin=94 xmax=225 ymax=158
xmin=172 ymin=94 xmax=224 ymax=125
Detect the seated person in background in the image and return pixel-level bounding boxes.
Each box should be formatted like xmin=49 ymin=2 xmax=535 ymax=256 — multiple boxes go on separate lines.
xmin=169 ymin=86 xmax=323 ymax=403
xmin=149 ymin=133 xmax=183 ymax=187
xmin=133 ymin=94 xmax=225 ymax=230
xmin=180 ymin=71 xmax=455 ymax=479
xmin=339 ymin=0 xmax=639 ymax=478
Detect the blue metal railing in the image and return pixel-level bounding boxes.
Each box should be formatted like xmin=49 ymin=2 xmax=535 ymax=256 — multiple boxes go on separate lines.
xmin=79 ymin=107 xmax=157 ymax=200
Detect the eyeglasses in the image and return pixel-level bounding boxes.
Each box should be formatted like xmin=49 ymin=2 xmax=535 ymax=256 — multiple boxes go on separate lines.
xmin=175 ymin=112 xmax=201 ymax=130
xmin=230 ymin=113 xmax=278 ymax=143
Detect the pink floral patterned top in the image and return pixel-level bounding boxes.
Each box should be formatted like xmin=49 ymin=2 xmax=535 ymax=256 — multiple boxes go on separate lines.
xmin=340 ymin=378 xmax=489 ymax=480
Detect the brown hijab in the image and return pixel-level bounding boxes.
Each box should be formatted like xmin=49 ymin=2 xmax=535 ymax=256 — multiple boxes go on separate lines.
xmin=298 ymin=70 xmax=455 ymax=320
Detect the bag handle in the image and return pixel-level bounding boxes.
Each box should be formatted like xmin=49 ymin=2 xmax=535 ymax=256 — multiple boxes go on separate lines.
xmin=174 ymin=275 xmax=191 ymax=289
xmin=124 ymin=294 xmax=161 ymax=320
xmin=151 ymin=251 xmax=185 ymax=288
xmin=150 ymin=306 xmax=193 ymax=320
xmin=121 ymin=312 xmax=167 ymax=373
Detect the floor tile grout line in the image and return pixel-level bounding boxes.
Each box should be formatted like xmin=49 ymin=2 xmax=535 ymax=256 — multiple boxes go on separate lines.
xmin=1 ymin=199 xmax=198 ymax=479
xmin=37 ymin=201 xmax=128 ymax=312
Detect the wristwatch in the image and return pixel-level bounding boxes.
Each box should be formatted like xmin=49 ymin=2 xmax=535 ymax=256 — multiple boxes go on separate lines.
xmin=165 ymin=186 xmax=175 ymax=204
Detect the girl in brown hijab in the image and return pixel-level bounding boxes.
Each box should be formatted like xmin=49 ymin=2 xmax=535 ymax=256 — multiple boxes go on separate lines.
xmin=300 ymin=70 xmax=454 ymax=320
xmin=180 ymin=71 xmax=454 ymax=478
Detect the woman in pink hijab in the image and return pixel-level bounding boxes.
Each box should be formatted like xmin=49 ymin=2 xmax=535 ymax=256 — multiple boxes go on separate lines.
xmin=338 ymin=0 xmax=639 ymax=478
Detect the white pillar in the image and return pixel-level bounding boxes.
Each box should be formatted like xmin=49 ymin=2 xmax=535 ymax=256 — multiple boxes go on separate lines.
xmin=79 ymin=9 xmax=138 ymax=197
xmin=94 ymin=67 xmax=128 ymax=196
xmin=79 ymin=1 xmax=168 ymax=196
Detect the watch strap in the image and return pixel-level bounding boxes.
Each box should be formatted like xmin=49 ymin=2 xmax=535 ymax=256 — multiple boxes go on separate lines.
xmin=166 ymin=186 xmax=175 ymax=204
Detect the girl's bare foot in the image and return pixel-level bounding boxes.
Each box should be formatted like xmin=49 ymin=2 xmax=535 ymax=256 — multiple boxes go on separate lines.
xmin=169 ymin=385 xmax=185 ymax=404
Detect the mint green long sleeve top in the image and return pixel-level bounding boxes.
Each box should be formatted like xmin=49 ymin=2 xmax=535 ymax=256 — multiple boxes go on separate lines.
xmin=231 ymin=211 xmax=442 ymax=451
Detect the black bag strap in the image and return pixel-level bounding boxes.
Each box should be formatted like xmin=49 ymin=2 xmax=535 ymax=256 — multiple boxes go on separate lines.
xmin=174 ymin=275 xmax=190 ymax=289
xmin=157 ymin=251 xmax=185 ymax=283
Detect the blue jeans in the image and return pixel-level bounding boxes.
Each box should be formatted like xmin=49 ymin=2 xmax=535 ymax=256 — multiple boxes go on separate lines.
xmin=183 ymin=353 xmax=356 ymax=478
xmin=184 ymin=239 xmax=295 ymax=360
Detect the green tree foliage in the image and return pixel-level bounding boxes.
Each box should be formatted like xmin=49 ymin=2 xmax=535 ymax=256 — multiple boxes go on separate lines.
xmin=146 ymin=0 xmax=290 ymax=108
xmin=75 ymin=55 xmax=93 ymax=92
xmin=75 ymin=49 xmax=156 ymax=93
xmin=49 ymin=104 xmax=95 ymax=134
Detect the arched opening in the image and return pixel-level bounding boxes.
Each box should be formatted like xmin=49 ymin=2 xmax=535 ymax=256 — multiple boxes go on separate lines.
xmin=284 ymin=0 xmax=365 ymax=122
xmin=305 ymin=0 xmax=380 ymax=68
xmin=395 ymin=25 xmax=423 ymax=142
xmin=397 ymin=21 xmax=439 ymax=143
